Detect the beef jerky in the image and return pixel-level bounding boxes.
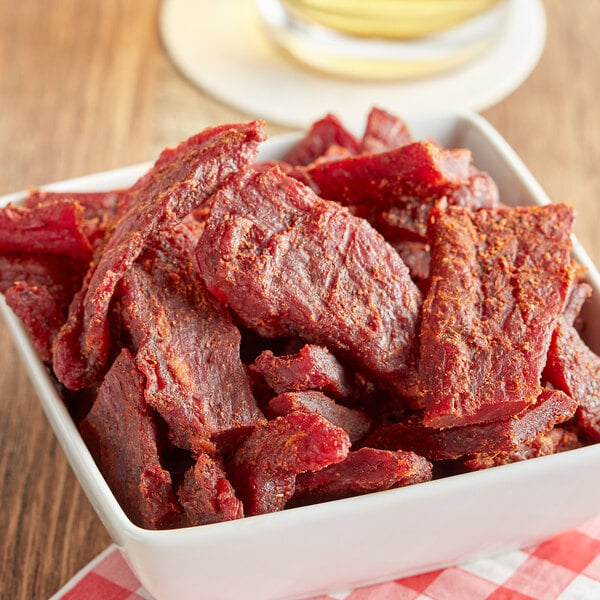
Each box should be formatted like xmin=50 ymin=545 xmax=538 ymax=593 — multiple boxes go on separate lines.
xmin=230 ymin=411 xmax=350 ymax=515
xmin=5 ymin=282 xmax=65 ymax=363
xmin=544 ymin=321 xmax=600 ymax=442
xmin=390 ymin=240 xmax=430 ymax=285
xmin=79 ymin=349 xmax=180 ymax=529
xmin=24 ymin=188 xmax=121 ymax=219
xmin=364 ymin=389 xmax=577 ymax=461
xmin=0 ymin=200 xmax=92 ymax=261
xmin=562 ymin=281 xmax=592 ymax=327
xmin=292 ymin=447 xmax=431 ymax=505
xmin=177 ymin=453 xmax=243 ymax=526
xmin=119 ymin=222 xmax=263 ymax=454
xmin=64 ymin=121 xmax=264 ymax=383
xmin=283 ymin=113 xmax=359 ymax=166
xmin=267 ymin=391 xmax=371 ymax=444
xmin=195 ymin=166 xmax=422 ymax=397
xmin=449 ymin=167 xmax=499 ymax=210
xmin=420 ymin=204 xmax=574 ymax=428
xmin=251 ymin=344 xmax=358 ymax=400
xmin=360 ymin=107 xmax=412 ymax=154
xmin=463 ymin=427 xmax=581 ymax=470
xmin=0 ymin=251 xmax=87 ymax=309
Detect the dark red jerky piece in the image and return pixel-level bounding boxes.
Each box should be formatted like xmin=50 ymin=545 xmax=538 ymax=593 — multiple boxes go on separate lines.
xmin=420 ymin=204 xmax=575 ymax=428
xmin=267 ymin=391 xmax=371 ymax=444
xmin=119 ymin=222 xmax=264 ymax=454
xmin=53 ymin=275 xmax=100 ymax=390
xmin=364 ymin=389 xmax=577 ymax=461
xmin=304 ymin=141 xmax=471 ymax=206
xmin=230 ymin=411 xmax=350 ymax=515
xmin=449 ymin=167 xmax=499 ymax=211
xmin=544 ymin=321 xmax=600 ymax=442
xmin=79 ymin=122 xmax=265 ymax=380
xmin=177 ymin=453 xmax=243 ymax=526
xmin=562 ymin=281 xmax=592 ymax=327
xmin=24 ymin=189 xmax=121 ymax=219
xmin=463 ymin=427 xmax=581 ymax=470
xmin=292 ymin=448 xmax=432 ymax=505
xmin=283 ymin=114 xmax=360 ymax=166
xmin=0 ymin=200 xmax=92 ymax=261
xmin=0 ymin=252 xmax=87 ymax=309
xmin=251 ymin=344 xmax=358 ymax=401
xmin=360 ymin=107 xmax=412 ymax=154
xmin=5 ymin=282 xmax=65 ymax=363
xmin=79 ymin=349 xmax=180 ymax=529
xmin=391 ymin=241 xmax=430 ymax=285
xmin=195 ymin=166 xmax=422 ymax=397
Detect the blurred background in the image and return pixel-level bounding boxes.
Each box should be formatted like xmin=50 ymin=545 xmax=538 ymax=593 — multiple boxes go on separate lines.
xmin=0 ymin=1 xmax=598 ymax=597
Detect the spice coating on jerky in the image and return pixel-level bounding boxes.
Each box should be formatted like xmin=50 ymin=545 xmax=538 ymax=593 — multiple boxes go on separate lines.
xmin=119 ymin=221 xmax=264 ymax=454
xmin=77 ymin=122 xmax=265 ymax=382
xmin=195 ymin=166 xmax=422 ymax=397
xmin=80 ymin=349 xmax=180 ymax=529
xmin=420 ymin=204 xmax=575 ymax=428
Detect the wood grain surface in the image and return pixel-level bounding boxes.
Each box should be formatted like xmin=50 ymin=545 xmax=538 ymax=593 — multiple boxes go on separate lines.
xmin=0 ymin=1 xmax=598 ymax=598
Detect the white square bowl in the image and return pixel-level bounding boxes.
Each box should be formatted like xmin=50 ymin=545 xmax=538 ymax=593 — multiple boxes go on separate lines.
xmin=3 ymin=112 xmax=600 ymax=600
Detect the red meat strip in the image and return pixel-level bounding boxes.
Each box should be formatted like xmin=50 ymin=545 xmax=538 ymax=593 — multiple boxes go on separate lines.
xmin=463 ymin=427 xmax=581 ymax=470
xmin=177 ymin=453 xmax=243 ymax=526
xmin=562 ymin=281 xmax=592 ymax=327
xmin=305 ymin=141 xmax=470 ymax=207
xmin=79 ymin=348 xmax=180 ymax=529
xmin=4 ymin=282 xmax=65 ymax=363
xmin=544 ymin=321 xmax=600 ymax=442
xmin=360 ymin=107 xmax=412 ymax=153
xmin=119 ymin=222 xmax=264 ymax=454
xmin=364 ymin=389 xmax=577 ymax=460
xmin=0 ymin=252 xmax=87 ymax=309
xmin=251 ymin=344 xmax=358 ymax=400
xmin=58 ymin=121 xmax=264 ymax=386
xmin=267 ymin=391 xmax=371 ymax=444
xmin=283 ymin=114 xmax=359 ymax=166
xmin=420 ymin=204 xmax=575 ymax=428
xmin=449 ymin=167 xmax=499 ymax=210
xmin=24 ymin=188 xmax=121 ymax=219
xmin=293 ymin=447 xmax=431 ymax=505
xmin=230 ymin=411 xmax=350 ymax=515
xmin=195 ymin=166 xmax=423 ymax=397
xmin=0 ymin=200 xmax=92 ymax=261
xmin=391 ymin=241 xmax=430 ymax=285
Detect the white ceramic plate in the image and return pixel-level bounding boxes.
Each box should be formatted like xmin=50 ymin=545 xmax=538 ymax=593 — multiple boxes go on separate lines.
xmin=3 ymin=113 xmax=600 ymax=600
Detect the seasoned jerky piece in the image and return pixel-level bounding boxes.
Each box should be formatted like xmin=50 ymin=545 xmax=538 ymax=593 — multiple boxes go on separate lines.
xmin=24 ymin=189 xmax=121 ymax=219
xmin=360 ymin=107 xmax=412 ymax=153
xmin=120 ymin=222 xmax=263 ymax=454
xmin=421 ymin=204 xmax=575 ymax=428
xmin=230 ymin=411 xmax=350 ymax=515
xmin=196 ymin=166 xmax=422 ymax=397
xmin=464 ymin=427 xmax=581 ymax=470
xmin=562 ymin=281 xmax=592 ymax=327
xmin=391 ymin=241 xmax=430 ymax=285
xmin=79 ymin=349 xmax=180 ymax=529
xmin=283 ymin=113 xmax=359 ymax=166
xmin=251 ymin=344 xmax=358 ymax=400
xmin=177 ymin=453 xmax=243 ymax=526
xmin=267 ymin=391 xmax=371 ymax=444
xmin=305 ymin=141 xmax=470 ymax=206
xmin=0 ymin=200 xmax=92 ymax=261
xmin=0 ymin=252 xmax=87 ymax=309
xmin=5 ymin=282 xmax=65 ymax=363
xmin=292 ymin=448 xmax=431 ymax=505
xmin=61 ymin=121 xmax=264 ymax=383
xmin=449 ymin=167 xmax=499 ymax=210
xmin=544 ymin=321 xmax=600 ymax=442
xmin=364 ymin=389 xmax=577 ymax=461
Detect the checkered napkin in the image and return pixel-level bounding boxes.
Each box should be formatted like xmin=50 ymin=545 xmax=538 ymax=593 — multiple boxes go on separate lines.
xmin=52 ymin=515 xmax=600 ymax=600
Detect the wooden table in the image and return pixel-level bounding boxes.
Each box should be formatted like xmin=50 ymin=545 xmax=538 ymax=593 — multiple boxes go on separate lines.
xmin=0 ymin=1 xmax=598 ymax=597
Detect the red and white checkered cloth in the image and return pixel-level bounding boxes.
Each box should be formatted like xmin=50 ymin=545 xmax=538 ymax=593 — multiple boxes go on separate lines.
xmin=52 ymin=515 xmax=600 ymax=600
